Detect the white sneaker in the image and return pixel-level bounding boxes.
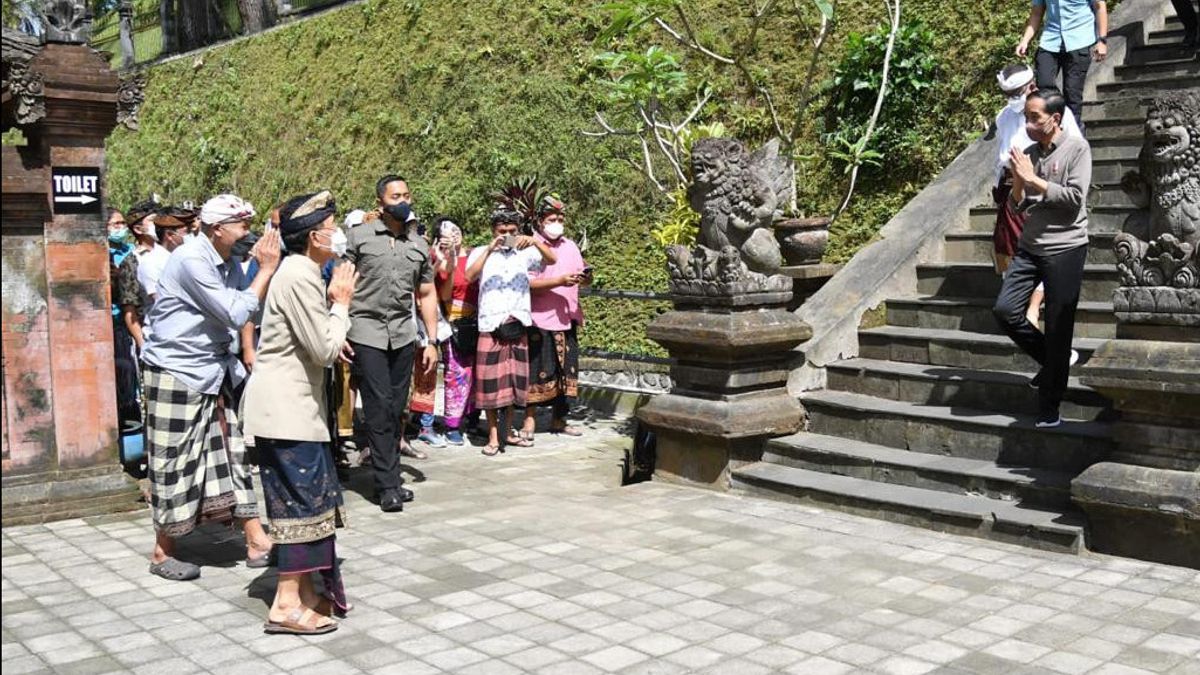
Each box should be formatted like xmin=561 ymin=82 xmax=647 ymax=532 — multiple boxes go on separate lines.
xmin=1069 ymin=349 xmax=1080 ymax=366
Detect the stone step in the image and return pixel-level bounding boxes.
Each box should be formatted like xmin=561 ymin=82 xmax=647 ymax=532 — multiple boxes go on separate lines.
xmin=732 ymin=462 xmax=1085 ymax=553
xmin=944 ymin=231 xmax=1116 ymax=265
xmin=858 ymin=325 xmax=1106 ymax=373
xmin=884 ymin=296 xmax=1117 ymax=338
xmin=1083 ymin=116 xmax=1150 ymax=142
xmin=1081 ymin=97 xmax=1152 ymax=122
xmin=762 ymin=432 xmax=1076 ymax=508
xmin=826 ymin=358 xmax=1112 ymax=421
xmin=1114 ymin=55 xmax=1200 ymax=80
xmin=1097 ymin=72 xmax=1200 ymax=97
xmin=1127 ymin=41 xmax=1199 ymax=65
xmin=1147 ymin=28 xmax=1191 ymax=45
xmin=917 ymin=262 xmax=1119 ymax=302
xmin=1089 ymin=139 xmax=1145 ymax=161
xmin=1091 ymin=157 xmax=1141 ymax=183
xmin=1090 ymin=181 xmax=1141 ymax=207
xmin=800 ymin=389 xmax=1113 ymax=472
xmin=965 ymin=205 xmax=1131 ymax=234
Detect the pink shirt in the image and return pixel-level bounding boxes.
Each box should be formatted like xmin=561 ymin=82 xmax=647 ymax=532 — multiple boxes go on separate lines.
xmin=529 ymin=235 xmax=585 ymax=330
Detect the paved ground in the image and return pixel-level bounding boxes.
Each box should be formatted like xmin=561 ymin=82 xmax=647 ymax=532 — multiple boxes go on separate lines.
xmin=3 ymin=419 xmax=1199 ymax=675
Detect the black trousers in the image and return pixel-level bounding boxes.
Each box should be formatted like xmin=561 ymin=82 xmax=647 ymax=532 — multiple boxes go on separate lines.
xmin=112 ymin=315 xmax=140 ymax=425
xmin=352 ymin=340 xmax=415 ymax=494
xmin=1172 ymin=0 xmax=1199 ymax=37
xmin=1034 ymin=47 xmax=1092 ymax=127
xmin=992 ymin=245 xmax=1089 ymax=411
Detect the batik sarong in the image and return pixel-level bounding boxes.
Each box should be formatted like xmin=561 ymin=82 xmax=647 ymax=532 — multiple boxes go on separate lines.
xmin=256 ymin=437 xmax=348 ymax=612
xmin=526 ymin=326 xmax=579 ymax=405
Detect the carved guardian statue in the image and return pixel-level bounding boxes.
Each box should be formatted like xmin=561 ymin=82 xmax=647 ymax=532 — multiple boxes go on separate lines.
xmin=667 ymin=138 xmax=794 ymax=297
xmin=42 ymin=0 xmax=92 ymax=44
xmin=1114 ymin=89 xmax=1200 ymax=290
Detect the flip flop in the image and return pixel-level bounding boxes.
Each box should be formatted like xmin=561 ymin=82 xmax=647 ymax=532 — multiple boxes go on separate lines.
xmin=505 ymin=435 xmax=534 ymax=448
xmin=263 ymin=607 xmax=338 ymax=635
xmin=550 ymin=425 xmax=584 ymax=437
xmin=149 ymin=557 xmax=201 ymax=581
xmin=482 ymin=443 xmax=501 ymax=456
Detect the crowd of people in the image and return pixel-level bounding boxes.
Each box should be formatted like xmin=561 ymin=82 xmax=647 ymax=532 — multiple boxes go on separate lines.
xmin=105 ymin=177 xmax=591 ymax=634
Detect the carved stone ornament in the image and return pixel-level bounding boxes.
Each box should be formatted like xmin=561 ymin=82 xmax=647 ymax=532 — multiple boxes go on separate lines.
xmin=1113 ymin=89 xmax=1200 ymax=295
xmin=41 ymin=0 xmax=93 ymax=44
xmin=2 ymin=27 xmax=46 ymax=125
xmin=669 ymin=137 xmax=795 ymax=297
xmin=117 ymin=71 xmax=146 ymax=130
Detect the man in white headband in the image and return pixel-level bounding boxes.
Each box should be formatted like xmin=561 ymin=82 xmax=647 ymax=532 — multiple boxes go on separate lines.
xmin=139 ymin=193 xmax=284 ymax=581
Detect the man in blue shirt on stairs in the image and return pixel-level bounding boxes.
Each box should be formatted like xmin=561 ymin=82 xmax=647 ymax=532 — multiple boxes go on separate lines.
xmin=1016 ymin=0 xmax=1109 ymax=131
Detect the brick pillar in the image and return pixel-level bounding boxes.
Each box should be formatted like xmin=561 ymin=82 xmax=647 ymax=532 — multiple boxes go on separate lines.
xmin=1 ymin=44 xmax=140 ymax=525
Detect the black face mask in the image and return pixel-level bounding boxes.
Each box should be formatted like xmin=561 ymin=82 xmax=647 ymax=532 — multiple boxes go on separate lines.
xmin=231 ymin=231 xmax=258 ymax=259
xmin=383 ymin=203 xmax=411 ymax=224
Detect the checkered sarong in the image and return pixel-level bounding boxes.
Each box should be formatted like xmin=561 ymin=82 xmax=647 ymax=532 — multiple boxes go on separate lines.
xmin=143 ymin=365 xmax=257 ymax=538
xmin=473 ymin=331 xmax=528 ymax=410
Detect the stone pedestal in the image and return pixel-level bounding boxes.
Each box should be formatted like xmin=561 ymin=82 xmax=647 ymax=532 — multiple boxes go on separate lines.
xmin=1073 ymin=338 xmax=1199 ymax=568
xmin=2 ymin=32 xmax=141 ymax=525
xmin=637 ymin=291 xmax=812 ymax=489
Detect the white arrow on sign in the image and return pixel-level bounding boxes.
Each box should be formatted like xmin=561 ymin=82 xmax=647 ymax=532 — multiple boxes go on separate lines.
xmin=54 ymin=194 xmax=98 ymax=205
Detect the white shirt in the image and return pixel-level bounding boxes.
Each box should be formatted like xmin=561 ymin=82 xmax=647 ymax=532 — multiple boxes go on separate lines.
xmin=470 ymin=246 xmax=544 ymax=333
xmin=135 ymin=244 xmax=171 ymax=301
xmin=995 ymin=102 xmax=1080 ymax=184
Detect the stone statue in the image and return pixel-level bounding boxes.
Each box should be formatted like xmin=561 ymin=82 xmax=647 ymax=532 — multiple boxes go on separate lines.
xmin=41 ymin=0 xmax=92 ymax=44
xmin=117 ymin=71 xmax=146 ymax=130
xmin=667 ymin=137 xmax=794 ymax=298
xmin=1 ymin=28 xmax=45 ymax=125
xmin=1114 ymin=89 xmax=1200 ymax=290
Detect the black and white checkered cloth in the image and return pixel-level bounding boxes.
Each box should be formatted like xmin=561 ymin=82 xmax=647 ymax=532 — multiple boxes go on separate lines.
xmin=143 ymin=365 xmax=258 ymax=538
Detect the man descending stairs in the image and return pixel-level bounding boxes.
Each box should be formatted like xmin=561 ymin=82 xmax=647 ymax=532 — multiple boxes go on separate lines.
xmin=733 ymin=8 xmax=1199 ymax=554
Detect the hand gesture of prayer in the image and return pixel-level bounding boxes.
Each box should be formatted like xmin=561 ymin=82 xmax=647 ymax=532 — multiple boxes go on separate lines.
xmin=252 ymin=229 xmax=282 ymax=273
xmin=328 ymin=262 xmax=358 ymax=307
xmin=1009 ymin=147 xmax=1037 ymax=184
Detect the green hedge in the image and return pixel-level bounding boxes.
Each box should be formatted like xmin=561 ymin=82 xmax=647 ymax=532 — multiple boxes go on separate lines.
xmin=104 ymin=0 xmax=1084 ymax=355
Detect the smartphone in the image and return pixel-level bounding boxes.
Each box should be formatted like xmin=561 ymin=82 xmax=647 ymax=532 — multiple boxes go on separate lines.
xmin=502 ymin=234 xmax=518 ymax=249
xmin=581 ymin=265 xmax=594 ymax=279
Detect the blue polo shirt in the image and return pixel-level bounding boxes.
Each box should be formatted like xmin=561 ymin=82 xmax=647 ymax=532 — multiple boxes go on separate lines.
xmin=1035 ymin=0 xmax=1101 ymax=53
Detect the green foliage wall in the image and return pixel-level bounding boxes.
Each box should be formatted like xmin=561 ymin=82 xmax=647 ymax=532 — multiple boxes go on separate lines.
xmin=105 ymin=0 xmax=1084 ymax=355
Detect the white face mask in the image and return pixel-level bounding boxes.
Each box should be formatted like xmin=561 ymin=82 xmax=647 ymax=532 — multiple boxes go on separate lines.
xmin=320 ymin=228 xmax=349 ymax=257
xmin=183 ymin=232 xmax=196 ymax=243
xmin=543 ymin=222 xmax=565 ymax=240
xmin=144 ymin=221 xmax=157 ymax=241
xmin=1006 ymin=94 xmax=1027 ymax=114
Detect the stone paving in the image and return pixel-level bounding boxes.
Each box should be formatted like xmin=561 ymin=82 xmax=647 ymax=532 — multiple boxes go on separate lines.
xmin=3 ymin=420 xmax=1199 ymax=675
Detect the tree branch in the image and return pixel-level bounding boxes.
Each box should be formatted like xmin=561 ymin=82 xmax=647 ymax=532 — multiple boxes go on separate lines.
xmin=834 ymin=0 xmax=900 ymax=221
xmin=653 ymin=14 xmax=736 ymax=65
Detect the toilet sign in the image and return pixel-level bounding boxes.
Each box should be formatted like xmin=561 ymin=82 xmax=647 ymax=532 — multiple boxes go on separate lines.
xmin=51 ymin=167 xmax=103 ymax=214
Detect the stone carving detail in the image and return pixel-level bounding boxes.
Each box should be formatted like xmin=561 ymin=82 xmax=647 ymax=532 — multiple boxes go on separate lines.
xmin=117 ymin=71 xmax=146 ymax=130
xmin=42 ymin=0 xmax=93 ymax=44
xmin=667 ymin=137 xmax=794 ymax=297
xmin=2 ymin=27 xmax=46 ymax=125
xmin=1114 ymin=89 xmax=1200 ymax=293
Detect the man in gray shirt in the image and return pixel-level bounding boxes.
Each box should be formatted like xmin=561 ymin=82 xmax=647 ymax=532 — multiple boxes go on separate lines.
xmin=992 ymin=89 xmax=1092 ymax=428
xmin=341 ymin=174 xmax=439 ymax=513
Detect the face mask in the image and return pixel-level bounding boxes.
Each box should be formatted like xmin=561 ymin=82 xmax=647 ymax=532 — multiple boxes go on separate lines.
xmin=108 ymin=227 xmax=129 ymax=244
xmin=183 ymin=232 xmax=196 ymax=243
xmin=143 ymin=221 xmax=157 ymax=241
xmin=383 ymin=203 xmax=411 ymax=223
xmin=231 ymin=232 xmax=258 ymax=259
xmin=320 ymin=228 xmax=349 ymax=257
xmin=1006 ymin=94 xmax=1026 ymax=114
xmin=1026 ymin=115 xmax=1057 ymax=142
xmin=542 ymin=222 xmax=565 ymax=240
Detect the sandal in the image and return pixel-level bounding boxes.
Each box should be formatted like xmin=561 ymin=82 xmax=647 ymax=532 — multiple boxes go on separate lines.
xmin=246 ymin=544 xmax=274 ymax=569
xmin=263 ymin=607 xmax=338 ymax=635
xmin=550 ymin=424 xmax=584 ymax=437
xmin=505 ymin=433 xmax=534 ymax=448
xmin=149 ymin=557 xmax=201 ymax=581
xmin=482 ymin=443 xmax=501 ymax=456
xmin=398 ymin=440 xmax=428 ymax=460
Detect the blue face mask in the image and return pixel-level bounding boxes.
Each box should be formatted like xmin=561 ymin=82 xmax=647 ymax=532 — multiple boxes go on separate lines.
xmin=108 ymin=227 xmax=130 ymax=244
xmin=384 ymin=202 xmax=411 ymax=223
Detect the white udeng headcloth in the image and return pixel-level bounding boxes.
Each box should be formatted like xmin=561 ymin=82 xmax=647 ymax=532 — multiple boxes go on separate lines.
xmin=997 ymin=66 xmax=1034 ymax=93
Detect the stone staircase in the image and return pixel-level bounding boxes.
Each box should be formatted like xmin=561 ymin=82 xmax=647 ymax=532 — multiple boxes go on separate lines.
xmin=733 ymin=13 xmax=1199 ymax=554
